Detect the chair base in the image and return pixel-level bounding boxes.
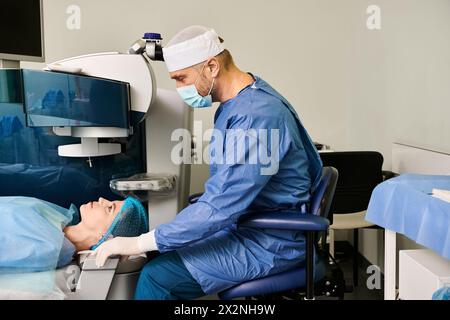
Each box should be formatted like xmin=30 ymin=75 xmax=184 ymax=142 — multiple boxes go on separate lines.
xmin=236 ymin=257 xmax=346 ymax=301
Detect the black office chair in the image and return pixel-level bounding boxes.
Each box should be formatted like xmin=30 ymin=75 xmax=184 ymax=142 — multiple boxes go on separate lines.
xmin=189 ymin=167 xmax=345 ymax=300
xmin=319 ymin=151 xmax=396 ymax=287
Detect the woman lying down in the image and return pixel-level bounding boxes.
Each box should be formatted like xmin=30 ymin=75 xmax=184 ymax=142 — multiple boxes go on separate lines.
xmin=0 ymin=196 xmax=149 ymax=274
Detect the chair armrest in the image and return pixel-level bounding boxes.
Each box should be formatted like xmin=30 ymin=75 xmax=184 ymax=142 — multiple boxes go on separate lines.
xmin=238 ymin=212 xmax=330 ymax=231
xmin=188 ymin=193 xmax=204 ymax=205
xmin=382 ymin=170 xmax=398 ymax=181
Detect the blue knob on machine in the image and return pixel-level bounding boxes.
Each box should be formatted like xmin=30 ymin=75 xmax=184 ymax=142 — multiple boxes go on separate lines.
xmin=143 ymin=33 xmax=162 ymax=40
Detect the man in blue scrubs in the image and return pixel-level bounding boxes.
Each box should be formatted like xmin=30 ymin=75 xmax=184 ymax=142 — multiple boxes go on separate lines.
xmin=94 ymin=26 xmax=323 ymax=300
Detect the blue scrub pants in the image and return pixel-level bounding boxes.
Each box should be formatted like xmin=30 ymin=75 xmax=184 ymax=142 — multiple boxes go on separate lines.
xmin=134 ymin=251 xmax=206 ymax=300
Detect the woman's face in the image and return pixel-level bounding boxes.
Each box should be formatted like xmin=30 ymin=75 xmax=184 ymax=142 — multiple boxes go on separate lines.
xmin=79 ymin=197 xmax=124 ymax=233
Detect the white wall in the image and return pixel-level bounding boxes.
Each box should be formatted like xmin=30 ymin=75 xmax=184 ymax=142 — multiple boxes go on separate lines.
xmin=19 ymin=0 xmax=450 ymax=266
xmin=344 ymin=0 xmax=450 ymax=169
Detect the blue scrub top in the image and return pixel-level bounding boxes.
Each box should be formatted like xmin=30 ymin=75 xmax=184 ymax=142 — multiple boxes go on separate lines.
xmin=154 ymin=76 xmax=323 ymax=294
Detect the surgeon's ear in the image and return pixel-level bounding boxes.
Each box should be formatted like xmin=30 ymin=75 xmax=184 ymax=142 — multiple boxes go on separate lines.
xmin=207 ymin=58 xmax=220 ymax=78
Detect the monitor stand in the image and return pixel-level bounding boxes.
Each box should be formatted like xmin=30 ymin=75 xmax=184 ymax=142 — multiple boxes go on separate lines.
xmin=53 ymin=127 xmax=127 ymax=159
xmin=58 ymin=138 xmax=122 ymax=158
xmin=0 ymin=59 xmax=20 ymax=69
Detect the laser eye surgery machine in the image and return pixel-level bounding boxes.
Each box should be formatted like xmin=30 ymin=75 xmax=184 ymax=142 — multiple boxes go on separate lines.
xmin=0 ymin=32 xmax=194 ymax=299
xmin=61 ymin=36 xmax=193 ymax=300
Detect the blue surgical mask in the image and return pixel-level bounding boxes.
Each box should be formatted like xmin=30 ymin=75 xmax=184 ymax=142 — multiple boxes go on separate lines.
xmin=177 ymin=64 xmax=215 ymax=108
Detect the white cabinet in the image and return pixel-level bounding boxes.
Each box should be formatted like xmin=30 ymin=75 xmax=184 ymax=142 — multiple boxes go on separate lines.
xmin=399 ymin=250 xmax=450 ymax=300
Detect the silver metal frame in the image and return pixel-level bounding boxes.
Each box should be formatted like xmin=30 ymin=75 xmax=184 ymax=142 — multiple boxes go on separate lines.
xmin=0 ymin=0 xmax=45 ymax=63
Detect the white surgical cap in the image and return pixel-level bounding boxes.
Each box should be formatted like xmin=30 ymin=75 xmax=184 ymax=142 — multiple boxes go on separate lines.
xmin=163 ymin=26 xmax=225 ymax=72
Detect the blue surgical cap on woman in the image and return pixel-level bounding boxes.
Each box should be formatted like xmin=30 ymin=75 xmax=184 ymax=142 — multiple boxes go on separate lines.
xmin=91 ymin=196 xmax=149 ymax=250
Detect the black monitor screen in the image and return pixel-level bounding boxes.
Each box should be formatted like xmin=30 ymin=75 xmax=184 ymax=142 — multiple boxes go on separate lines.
xmin=22 ymin=70 xmax=130 ymax=129
xmin=0 ymin=0 xmax=43 ymax=58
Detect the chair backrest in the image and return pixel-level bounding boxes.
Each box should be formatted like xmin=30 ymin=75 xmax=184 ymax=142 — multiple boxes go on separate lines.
xmin=320 ymin=151 xmax=383 ymax=214
xmin=310 ymin=166 xmax=339 ymax=219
